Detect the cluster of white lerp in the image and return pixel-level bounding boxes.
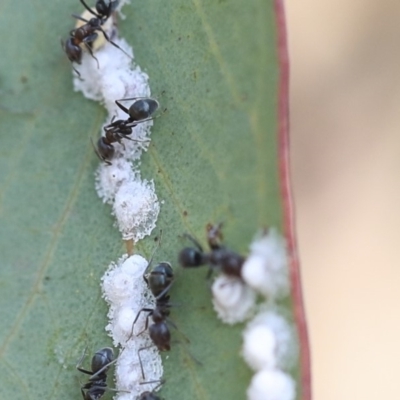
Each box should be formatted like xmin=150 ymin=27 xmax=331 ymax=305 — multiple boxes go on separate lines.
xmin=243 ymin=309 xmax=297 ymax=400
xmin=210 ymin=229 xmax=297 ymax=400
xmin=73 ymin=8 xmax=160 ymax=243
xmin=101 ymin=254 xmax=163 ymax=399
xmin=242 ymin=231 xmax=297 ymax=400
xmin=211 ymin=229 xmax=290 ymax=323
xmin=70 ymin=4 xmax=163 ymax=399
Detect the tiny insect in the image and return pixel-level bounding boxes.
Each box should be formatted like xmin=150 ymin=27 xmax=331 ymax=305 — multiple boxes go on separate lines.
xmin=94 ymin=97 xmax=159 ymax=164
xmin=179 ymin=223 xmax=245 ymax=279
xmin=76 ymin=347 xmax=118 ymax=400
xmin=128 ymin=232 xmax=180 ymax=379
xmin=61 ymin=0 xmax=131 ymax=76
xmin=133 ymin=260 xmax=175 ymax=378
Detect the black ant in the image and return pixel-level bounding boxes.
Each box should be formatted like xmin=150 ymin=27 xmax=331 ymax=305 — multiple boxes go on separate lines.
xmin=132 ymin=260 xmax=175 ymax=378
xmin=76 ymin=347 xmax=119 ymax=400
xmin=131 ymin=232 xmax=195 ymax=378
xmin=94 ymin=97 xmax=159 ymax=164
xmin=61 ymin=0 xmax=131 ymax=76
xmin=179 ymin=223 xmax=245 ymax=279
xmin=127 ymin=231 xmax=176 ymax=378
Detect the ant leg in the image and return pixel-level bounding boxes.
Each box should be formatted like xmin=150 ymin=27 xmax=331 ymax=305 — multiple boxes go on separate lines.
xmin=166 ymin=318 xmax=190 ymax=343
xmin=79 ymin=0 xmax=101 ymax=18
xmin=143 ymin=229 xmax=163 ymax=279
xmin=182 ymin=233 xmax=204 ymax=252
xmin=115 ymin=90 xmax=165 ymax=101
xmin=88 ymin=358 xmax=118 ymax=380
xmin=115 ymin=96 xmax=158 ymax=103
xmin=133 ymin=308 xmax=153 ymax=326
xmin=83 ymin=36 xmax=100 ymax=69
xmin=140 ymin=379 xmax=166 ymax=393
xmin=116 ymin=91 xmax=166 ymax=102
xmin=128 ymin=308 xmax=153 ymax=339
xmin=122 ymin=135 xmax=151 ymax=143
xmin=88 ymin=385 xmax=130 ymax=394
xmin=124 ymin=115 xmax=159 ymax=129
xmin=154 ymin=280 xmax=173 ymax=301
xmin=76 ymin=346 xmax=88 ymax=368
xmin=76 ymin=347 xmax=94 ymax=375
xmin=143 ymin=266 xmax=152 ymax=286
xmin=115 ymin=130 xmax=150 ymax=143
xmin=115 ymin=99 xmax=130 ymax=114
xmin=140 ymin=379 xmax=166 ymax=388
xmin=138 ymin=345 xmax=155 ymax=379
xmin=135 ymin=310 xmax=152 ymax=337
xmin=72 ymin=14 xmax=90 ymax=24
xmin=72 ymin=65 xmax=82 ymax=78
xmin=99 ymin=26 xmax=133 ymax=59
xmin=84 ymin=43 xmax=100 ymax=68
xmin=77 ymin=367 xmax=93 ymax=375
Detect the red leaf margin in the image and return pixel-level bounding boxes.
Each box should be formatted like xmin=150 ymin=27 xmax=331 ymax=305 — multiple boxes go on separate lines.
xmin=275 ymin=1 xmax=312 ymax=399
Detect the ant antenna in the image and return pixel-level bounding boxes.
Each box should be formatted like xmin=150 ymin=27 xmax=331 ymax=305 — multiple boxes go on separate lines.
xmin=145 ymin=229 xmax=163 ymax=272
xmin=79 ymin=0 xmax=101 ymax=19
xmin=97 ymin=26 xmax=133 ymax=60
xmin=181 ymin=232 xmax=204 ymax=252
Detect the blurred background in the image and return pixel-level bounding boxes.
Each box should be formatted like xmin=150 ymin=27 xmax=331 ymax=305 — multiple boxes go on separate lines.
xmin=286 ymin=0 xmax=400 ymax=399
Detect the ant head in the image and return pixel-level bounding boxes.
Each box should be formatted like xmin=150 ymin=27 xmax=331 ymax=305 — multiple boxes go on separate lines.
xmin=65 ymin=40 xmax=82 ymax=63
xmin=179 ymin=247 xmax=205 ymax=268
xmin=206 ymin=222 xmax=224 ymax=250
xmin=150 ymin=321 xmax=171 ymax=352
xmin=97 ymin=137 xmax=115 ymax=161
xmin=129 ymin=99 xmax=159 ymax=121
xmin=148 ymin=262 xmax=174 ymax=298
xmin=96 ymin=0 xmax=119 ymax=18
xmin=91 ymin=347 xmax=114 ymax=373
xmin=153 ymin=262 xmax=174 ymax=280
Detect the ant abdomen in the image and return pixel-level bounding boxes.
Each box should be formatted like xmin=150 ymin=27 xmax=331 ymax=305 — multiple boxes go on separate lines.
xmin=179 ymin=247 xmax=206 ymax=268
xmin=129 ymin=99 xmax=159 ymax=120
xmin=149 ymin=321 xmax=171 ymax=351
xmin=95 ymin=0 xmax=119 ymax=16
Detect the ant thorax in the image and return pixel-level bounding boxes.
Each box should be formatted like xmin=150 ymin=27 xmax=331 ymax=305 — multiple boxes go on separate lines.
xmin=75 ymin=8 xmax=115 ymax=51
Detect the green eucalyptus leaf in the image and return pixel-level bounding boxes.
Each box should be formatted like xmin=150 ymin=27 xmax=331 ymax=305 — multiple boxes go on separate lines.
xmin=0 ymin=0 xmax=304 ymax=399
